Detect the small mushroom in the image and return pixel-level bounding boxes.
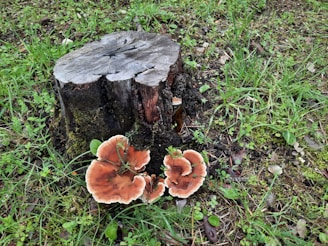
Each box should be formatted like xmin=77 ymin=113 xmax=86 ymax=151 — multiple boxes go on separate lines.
xmin=164 ymin=149 xmax=207 ymax=198
xmin=85 ymin=135 xmax=151 ymax=204
xmin=172 ymin=97 xmax=182 ymax=106
xmin=141 ymin=174 xmax=166 ymax=203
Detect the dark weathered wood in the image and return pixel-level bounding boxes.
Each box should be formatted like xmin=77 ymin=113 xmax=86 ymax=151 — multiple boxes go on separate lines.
xmin=53 ymin=31 xmax=183 ymax=157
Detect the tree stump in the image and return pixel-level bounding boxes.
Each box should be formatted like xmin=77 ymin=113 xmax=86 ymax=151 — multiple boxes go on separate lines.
xmin=53 ymin=31 xmax=185 ymax=163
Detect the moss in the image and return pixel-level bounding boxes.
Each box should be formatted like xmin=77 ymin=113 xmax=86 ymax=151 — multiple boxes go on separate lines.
xmin=66 ymin=131 xmax=89 ymax=158
xmin=302 ymin=168 xmax=326 ymax=184
xmin=301 ymin=146 xmax=328 ymax=184
xmin=248 ymin=125 xmax=281 ymax=149
xmin=65 ymin=109 xmax=95 ymax=158
xmin=314 ymin=147 xmax=328 ymax=168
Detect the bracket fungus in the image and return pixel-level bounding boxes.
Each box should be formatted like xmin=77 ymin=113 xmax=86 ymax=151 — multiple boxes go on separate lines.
xmin=164 ymin=149 xmax=207 ymax=198
xmin=141 ymin=174 xmax=166 ymax=204
xmin=85 ymin=135 xmax=151 ymax=204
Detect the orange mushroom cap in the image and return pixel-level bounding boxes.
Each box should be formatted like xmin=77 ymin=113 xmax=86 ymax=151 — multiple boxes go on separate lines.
xmin=86 ymin=135 xmax=151 ymax=204
xmin=96 ymin=135 xmax=150 ymax=172
xmin=97 ymin=135 xmax=128 ymax=165
xmin=141 ymin=174 xmax=166 ymax=204
xmin=127 ymin=145 xmax=150 ymax=172
xmin=163 ymin=152 xmax=192 ymax=184
xmin=86 ymin=160 xmax=146 ymax=204
xmin=164 ymin=149 xmax=207 ymax=198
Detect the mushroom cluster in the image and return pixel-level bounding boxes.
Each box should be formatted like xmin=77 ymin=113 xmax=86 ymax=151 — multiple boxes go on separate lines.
xmin=164 ymin=149 xmax=207 ymax=198
xmin=86 ymin=135 xmax=164 ymax=204
xmin=86 ymin=135 xmax=207 ymax=204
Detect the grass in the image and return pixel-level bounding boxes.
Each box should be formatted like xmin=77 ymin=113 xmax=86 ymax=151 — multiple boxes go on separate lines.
xmin=1 ymin=0 xmax=328 ymax=245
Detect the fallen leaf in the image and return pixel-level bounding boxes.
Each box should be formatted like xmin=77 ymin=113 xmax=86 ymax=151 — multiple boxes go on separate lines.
xmin=266 ymin=192 xmax=276 ymax=208
xmin=202 ymin=42 xmax=209 ymax=48
xmin=176 ymin=199 xmax=187 ymax=213
xmin=269 ymin=151 xmax=279 ymax=162
xmin=227 ymin=167 xmax=242 ymax=177
xmin=296 ymin=219 xmax=307 ymax=238
xmin=306 ymin=62 xmax=315 ymax=73
xmin=195 ymin=47 xmax=205 ymax=55
xmin=231 ymin=148 xmax=246 ymax=165
xmin=203 ymin=216 xmax=218 ymax=243
xmin=322 ymin=169 xmax=328 ymax=179
xmin=62 ymin=38 xmax=73 ymax=45
xmin=304 ymin=136 xmax=324 ymax=150
xmin=19 ymin=45 xmax=27 ymax=53
xmin=118 ymin=9 xmax=127 ymax=14
xmin=219 ymin=53 xmax=230 ymax=65
xmin=251 ymin=40 xmax=266 ymax=54
xmin=268 ymin=165 xmax=283 ymax=175
xmin=293 ymin=142 xmax=304 ymax=156
xmin=25 ymin=198 xmax=39 ymax=213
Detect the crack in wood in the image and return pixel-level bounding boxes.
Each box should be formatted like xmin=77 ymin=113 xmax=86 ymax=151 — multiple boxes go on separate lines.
xmin=103 ymin=43 xmax=146 ymax=57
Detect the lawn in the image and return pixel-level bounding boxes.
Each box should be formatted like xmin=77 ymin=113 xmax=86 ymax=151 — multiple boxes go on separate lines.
xmin=1 ymin=0 xmax=327 ymax=245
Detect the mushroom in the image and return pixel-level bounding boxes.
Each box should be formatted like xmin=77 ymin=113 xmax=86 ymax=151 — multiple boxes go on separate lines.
xmin=164 ymin=149 xmax=207 ymax=198
xmin=172 ymin=96 xmax=182 ymax=106
xmin=163 ymin=149 xmax=192 ymax=184
xmin=85 ymin=135 xmax=151 ymax=204
xmin=141 ymin=174 xmax=166 ymax=204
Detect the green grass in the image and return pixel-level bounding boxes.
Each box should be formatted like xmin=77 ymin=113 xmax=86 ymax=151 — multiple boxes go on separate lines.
xmin=1 ymin=0 xmax=328 ymax=245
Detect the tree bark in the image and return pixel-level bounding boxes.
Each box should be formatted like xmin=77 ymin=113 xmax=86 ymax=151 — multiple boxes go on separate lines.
xmin=53 ymin=31 xmax=184 ymax=159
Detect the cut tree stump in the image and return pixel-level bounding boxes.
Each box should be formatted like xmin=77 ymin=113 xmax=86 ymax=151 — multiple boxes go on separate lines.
xmin=53 ymin=31 xmax=185 ymax=162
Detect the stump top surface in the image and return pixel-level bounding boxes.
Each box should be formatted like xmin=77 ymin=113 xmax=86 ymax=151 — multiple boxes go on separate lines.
xmin=54 ymin=31 xmax=180 ymax=87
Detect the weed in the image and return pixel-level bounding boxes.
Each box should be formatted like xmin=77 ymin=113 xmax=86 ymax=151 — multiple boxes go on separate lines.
xmin=191 ymin=129 xmax=211 ymax=145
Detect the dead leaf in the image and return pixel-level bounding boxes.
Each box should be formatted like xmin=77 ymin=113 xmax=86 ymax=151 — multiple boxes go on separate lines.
xmin=322 ymin=169 xmax=328 ymax=179
xmin=202 ymin=42 xmax=209 ymax=48
xmin=266 ymin=192 xmax=276 ymax=208
xmin=203 ymin=216 xmax=217 ymax=243
xmin=304 ymin=136 xmax=324 ymax=150
xmin=195 ymin=47 xmax=205 ymax=55
xmin=268 ymin=165 xmax=283 ymax=175
xmin=251 ymin=40 xmax=266 ymax=54
xmin=306 ymin=62 xmax=315 ymax=73
xmin=176 ymin=199 xmax=187 ymax=213
xmin=25 ymin=198 xmax=39 ymax=213
xmin=269 ymin=151 xmax=279 ymax=162
xmin=62 ymin=38 xmax=73 ymax=45
xmin=293 ymin=142 xmax=304 ymax=156
xmin=219 ymin=53 xmax=230 ymax=65
xmin=227 ymin=167 xmax=242 ymax=177
xmin=18 ymin=44 xmax=27 ymax=53
xmin=231 ymin=148 xmax=246 ymax=165
xmin=296 ymin=219 xmax=307 ymax=238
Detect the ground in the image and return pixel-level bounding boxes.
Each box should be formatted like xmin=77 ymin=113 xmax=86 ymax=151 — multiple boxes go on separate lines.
xmin=0 ymin=0 xmax=327 ymax=245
